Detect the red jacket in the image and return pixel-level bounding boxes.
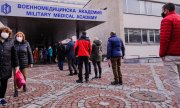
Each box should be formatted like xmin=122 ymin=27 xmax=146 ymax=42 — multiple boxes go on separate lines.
xmin=160 ymin=11 xmax=180 ymax=57
xmin=74 ymin=35 xmax=92 ymax=57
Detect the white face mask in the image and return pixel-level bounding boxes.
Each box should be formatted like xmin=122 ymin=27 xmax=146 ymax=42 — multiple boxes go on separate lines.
xmin=1 ymin=32 xmax=9 ymax=39
xmin=16 ymin=37 xmax=23 ymax=42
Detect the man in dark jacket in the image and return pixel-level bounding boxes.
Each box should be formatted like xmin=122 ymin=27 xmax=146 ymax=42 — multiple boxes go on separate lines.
xmin=0 ymin=26 xmax=19 ymax=105
xmin=107 ymin=31 xmax=125 ymax=85
xmin=66 ymin=38 xmax=78 ymax=75
xmin=159 ymin=3 xmax=180 ymax=107
xmin=74 ymin=31 xmax=92 ymax=83
xmin=57 ymin=42 xmax=66 ymax=70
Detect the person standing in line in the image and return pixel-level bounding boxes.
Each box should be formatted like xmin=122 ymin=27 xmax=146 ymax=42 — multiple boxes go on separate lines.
xmin=107 ymin=31 xmax=125 ymax=85
xmin=13 ymin=32 xmax=34 ymax=97
xmin=90 ymin=37 xmax=102 ymax=79
xmin=57 ymin=42 xmax=65 ymax=70
xmin=33 ymin=47 xmax=39 ymax=64
xmin=43 ymin=47 xmax=48 ymax=64
xmin=0 ymin=26 xmax=19 ymax=105
xmin=159 ymin=3 xmax=180 ymax=107
xmin=66 ymin=38 xmax=78 ymax=75
xmin=48 ymin=45 xmax=53 ymax=64
xmin=74 ymin=31 xmax=92 ymax=83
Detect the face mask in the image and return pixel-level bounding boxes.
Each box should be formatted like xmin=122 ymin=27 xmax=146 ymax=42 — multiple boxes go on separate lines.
xmin=161 ymin=12 xmax=166 ymax=18
xmin=16 ymin=37 xmax=23 ymax=42
xmin=1 ymin=32 xmax=9 ymax=39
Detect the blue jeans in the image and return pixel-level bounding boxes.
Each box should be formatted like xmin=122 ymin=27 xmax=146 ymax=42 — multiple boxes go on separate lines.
xmin=58 ymin=60 xmax=64 ymax=70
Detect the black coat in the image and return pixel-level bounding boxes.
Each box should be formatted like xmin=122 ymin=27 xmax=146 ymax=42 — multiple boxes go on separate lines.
xmin=14 ymin=40 xmax=34 ymax=69
xmin=57 ymin=44 xmax=66 ymax=60
xmin=0 ymin=39 xmax=19 ymax=79
xmin=66 ymin=41 xmax=75 ymax=60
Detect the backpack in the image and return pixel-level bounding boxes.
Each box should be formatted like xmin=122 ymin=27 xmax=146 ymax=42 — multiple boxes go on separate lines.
xmin=96 ymin=45 xmax=102 ymax=56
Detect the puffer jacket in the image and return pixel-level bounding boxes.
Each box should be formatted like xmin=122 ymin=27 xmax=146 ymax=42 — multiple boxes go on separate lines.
xmin=90 ymin=40 xmax=102 ymax=61
xmin=0 ymin=38 xmax=19 ymax=79
xmin=14 ymin=40 xmax=34 ymax=69
xmin=159 ymin=11 xmax=180 ymax=57
xmin=66 ymin=41 xmax=75 ymax=60
xmin=107 ymin=35 xmax=125 ymax=59
xmin=74 ymin=35 xmax=92 ymax=57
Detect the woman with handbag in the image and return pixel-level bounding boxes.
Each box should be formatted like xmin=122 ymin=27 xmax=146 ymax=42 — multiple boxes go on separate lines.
xmin=0 ymin=26 xmax=19 ymax=106
xmin=13 ymin=32 xmax=34 ymax=97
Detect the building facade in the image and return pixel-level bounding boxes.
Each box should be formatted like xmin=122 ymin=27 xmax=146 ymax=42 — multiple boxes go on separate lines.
xmin=0 ymin=0 xmax=106 ymax=47
xmin=85 ymin=0 xmax=180 ymax=58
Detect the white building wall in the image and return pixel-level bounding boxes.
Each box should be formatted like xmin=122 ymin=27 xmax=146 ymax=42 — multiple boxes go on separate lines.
xmin=124 ymin=14 xmax=162 ymax=58
xmin=85 ymin=0 xmax=124 ymax=54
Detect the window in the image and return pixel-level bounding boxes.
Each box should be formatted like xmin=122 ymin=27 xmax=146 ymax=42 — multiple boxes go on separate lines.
xmin=126 ymin=0 xmax=140 ymax=14
xmin=149 ymin=30 xmax=155 ymax=43
xmin=155 ymin=30 xmax=160 ymax=43
xmin=125 ymin=29 xmax=128 ymax=43
xmin=142 ymin=30 xmax=148 ymax=43
xmin=140 ymin=1 xmax=146 ymax=14
xmin=123 ymin=0 xmax=165 ymax=16
xmin=176 ymin=5 xmax=180 ymax=14
xmin=129 ymin=29 xmax=141 ymax=43
xmin=152 ymin=3 xmax=163 ymax=16
xmin=146 ymin=2 xmax=152 ymax=15
xmin=125 ymin=28 xmax=160 ymax=44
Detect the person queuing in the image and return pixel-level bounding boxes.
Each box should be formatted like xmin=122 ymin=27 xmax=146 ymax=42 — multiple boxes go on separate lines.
xmin=48 ymin=45 xmax=53 ymax=64
xmin=159 ymin=3 xmax=180 ymax=107
xmin=107 ymin=31 xmax=125 ymax=85
xmin=13 ymin=32 xmax=34 ymax=97
xmin=74 ymin=31 xmax=92 ymax=83
xmin=33 ymin=47 xmax=39 ymax=64
xmin=90 ymin=37 xmax=102 ymax=79
xmin=57 ymin=42 xmax=65 ymax=70
xmin=66 ymin=38 xmax=78 ymax=75
xmin=0 ymin=26 xmax=19 ymax=106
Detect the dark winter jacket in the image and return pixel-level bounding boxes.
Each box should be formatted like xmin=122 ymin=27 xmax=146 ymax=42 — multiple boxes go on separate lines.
xmin=107 ymin=35 xmax=125 ymax=59
xmin=14 ymin=40 xmax=34 ymax=69
xmin=57 ymin=44 xmax=66 ymax=60
xmin=74 ymin=35 xmax=92 ymax=57
xmin=66 ymin=41 xmax=76 ymax=60
xmin=160 ymin=11 xmax=180 ymax=57
xmin=90 ymin=40 xmax=102 ymax=62
xmin=0 ymin=38 xmax=19 ymax=79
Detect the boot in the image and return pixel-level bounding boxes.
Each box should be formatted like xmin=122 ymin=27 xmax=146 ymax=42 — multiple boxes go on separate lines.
xmin=14 ymin=90 xmax=18 ymax=97
xmin=119 ymin=78 xmax=123 ymax=85
xmin=111 ymin=81 xmax=118 ymax=85
xmin=23 ymin=85 xmax=27 ymax=92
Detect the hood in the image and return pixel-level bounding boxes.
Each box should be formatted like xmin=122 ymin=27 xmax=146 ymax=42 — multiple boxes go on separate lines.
xmin=80 ymin=35 xmax=86 ymax=39
xmin=93 ymin=40 xmax=101 ymax=46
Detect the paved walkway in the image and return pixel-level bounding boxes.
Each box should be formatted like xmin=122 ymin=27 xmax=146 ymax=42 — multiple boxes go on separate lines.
xmin=0 ymin=62 xmax=178 ymax=108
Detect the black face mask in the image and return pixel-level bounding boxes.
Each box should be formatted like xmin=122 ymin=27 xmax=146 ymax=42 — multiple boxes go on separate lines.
xmin=161 ymin=12 xmax=166 ymax=18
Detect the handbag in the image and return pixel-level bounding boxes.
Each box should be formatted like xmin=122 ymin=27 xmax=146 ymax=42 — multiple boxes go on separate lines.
xmin=15 ymin=70 xmax=26 ymax=89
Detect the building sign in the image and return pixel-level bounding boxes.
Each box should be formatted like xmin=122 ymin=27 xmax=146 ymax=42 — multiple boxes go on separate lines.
xmin=0 ymin=1 xmax=106 ymax=21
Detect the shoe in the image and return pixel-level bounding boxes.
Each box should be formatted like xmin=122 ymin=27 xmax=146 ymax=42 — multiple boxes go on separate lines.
xmin=73 ymin=72 xmax=78 ymax=75
xmin=76 ymin=80 xmax=83 ymax=83
xmin=99 ymin=76 xmax=101 ymax=78
xmin=69 ymin=73 xmax=73 ymax=76
xmin=92 ymin=76 xmax=98 ymax=79
xmin=14 ymin=91 xmax=18 ymax=97
xmin=119 ymin=81 xmax=123 ymax=85
xmin=23 ymin=85 xmax=27 ymax=92
xmin=85 ymin=79 xmax=89 ymax=83
xmin=0 ymin=99 xmax=7 ymax=106
xmin=111 ymin=81 xmax=119 ymax=85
